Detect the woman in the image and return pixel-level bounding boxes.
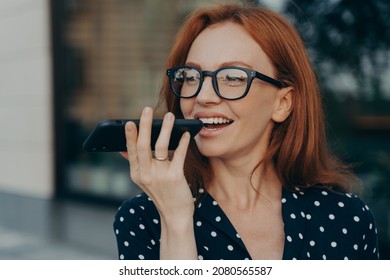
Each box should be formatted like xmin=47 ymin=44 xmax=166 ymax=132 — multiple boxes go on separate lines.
xmin=113 ymin=3 xmax=379 ymax=260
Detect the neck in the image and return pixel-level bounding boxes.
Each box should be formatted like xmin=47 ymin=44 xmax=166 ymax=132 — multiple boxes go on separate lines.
xmin=207 ymin=157 xmax=282 ymax=210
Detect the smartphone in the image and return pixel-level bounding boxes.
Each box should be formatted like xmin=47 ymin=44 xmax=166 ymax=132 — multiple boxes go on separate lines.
xmin=83 ymin=119 xmax=203 ymax=152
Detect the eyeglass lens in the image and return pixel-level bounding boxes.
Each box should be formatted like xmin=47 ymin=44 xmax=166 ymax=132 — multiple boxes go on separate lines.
xmin=171 ymin=67 xmax=249 ymax=99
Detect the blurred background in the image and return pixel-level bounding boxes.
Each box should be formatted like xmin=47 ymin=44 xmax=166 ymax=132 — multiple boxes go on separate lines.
xmin=0 ymin=0 xmax=388 ymax=259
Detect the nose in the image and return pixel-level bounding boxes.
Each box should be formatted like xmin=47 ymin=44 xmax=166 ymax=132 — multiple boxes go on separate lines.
xmin=196 ymin=76 xmax=222 ymax=105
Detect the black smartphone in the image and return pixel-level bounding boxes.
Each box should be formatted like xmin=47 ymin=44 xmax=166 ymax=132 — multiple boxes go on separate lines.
xmin=83 ymin=119 xmax=203 ymax=152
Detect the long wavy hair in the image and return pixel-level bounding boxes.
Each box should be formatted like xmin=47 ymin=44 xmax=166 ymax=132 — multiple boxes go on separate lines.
xmin=158 ymin=3 xmax=359 ymax=196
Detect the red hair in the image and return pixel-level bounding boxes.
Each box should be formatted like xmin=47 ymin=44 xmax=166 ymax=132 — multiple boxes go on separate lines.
xmin=158 ymin=3 xmax=359 ymax=196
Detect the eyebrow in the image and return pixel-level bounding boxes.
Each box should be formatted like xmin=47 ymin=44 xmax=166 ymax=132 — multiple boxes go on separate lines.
xmin=185 ymin=61 xmax=254 ymax=70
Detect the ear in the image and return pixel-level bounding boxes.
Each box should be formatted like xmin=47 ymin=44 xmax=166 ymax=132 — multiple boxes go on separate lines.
xmin=272 ymin=86 xmax=294 ymax=123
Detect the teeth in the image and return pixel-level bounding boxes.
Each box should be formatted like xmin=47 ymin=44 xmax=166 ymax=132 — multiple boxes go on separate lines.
xmin=199 ymin=117 xmax=232 ymax=124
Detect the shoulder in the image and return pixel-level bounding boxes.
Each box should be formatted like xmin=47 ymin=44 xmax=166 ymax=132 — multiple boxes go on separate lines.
xmin=284 ymin=185 xmax=371 ymax=213
xmin=113 ymin=193 xmax=161 ymax=260
xmin=282 ymin=185 xmax=377 ymax=238
xmin=285 ymin=187 xmax=376 ymax=235
xmin=283 ymin=186 xmax=379 ymax=259
xmin=114 ymin=193 xmax=160 ymax=228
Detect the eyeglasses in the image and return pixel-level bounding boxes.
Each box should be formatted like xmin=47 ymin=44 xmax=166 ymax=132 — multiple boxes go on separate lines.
xmin=166 ymin=66 xmax=285 ymax=100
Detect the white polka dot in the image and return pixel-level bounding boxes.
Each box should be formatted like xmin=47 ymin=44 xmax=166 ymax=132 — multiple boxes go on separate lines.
xmin=322 ymin=191 xmax=328 ymax=196
xmin=369 ymin=223 xmax=373 ymax=230
xmin=338 ymin=202 xmax=344 ymax=207
xmin=124 ymin=241 xmax=129 ymax=247
xmin=115 ymin=229 xmax=119 ymax=235
xmin=353 ymin=244 xmax=358 ymax=250
xmin=147 ymin=246 xmax=152 ymax=250
xmin=293 ymin=193 xmax=298 ymax=199
xmin=319 ymin=226 xmax=325 ymax=232
xmin=307 ymin=252 xmax=310 ymax=257
xmin=290 ymin=213 xmax=296 ymax=219
xmin=151 ymin=239 xmax=156 ymax=245
xmin=140 ymin=206 xmax=145 ymax=210
xmin=130 ymin=231 xmax=135 ymax=236
xmin=198 ymin=203 xmax=202 ymax=208
xmin=310 ymin=240 xmax=315 ymax=246
xmin=281 ymin=198 xmax=287 ymax=203
xmin=227 ymin=245 xmax=234 ymax=251
xmin=199 ymin=188 xmax=204 ymax=193
xmin=236 ymin=233 xmax=241 ymax=239
xmin=363 ymin=235 xmax=366 ymax=240
xmin=306 ymin=214 xmax=312 ymax=220
xmin=119 ymin=217 xmax=124 ymax=222
xmin=211 ymin=231 xmax=217 ymax=237
xmin=212 ymin=201 xmax=218 ymax=206
xmin=120 ymin=254 xmax=124 ymax=260
xmin=364 ymin=244 xmax=368 ymax=250
xmin=299 ymin=233 xmax=303 ymax=239
xmin=331 ymin=242 xmax=337 ymax=247
xmin=153 ymin=219 xmax=159 ymax=224
xmin=344 ymin=256 xmax=349 ymax=260
xmin=342 ymin=228 xmax=348 ymax=234
xmin=139 ymin=224 xmax=145 ymax=230
xmin=287 ymin=236 xmax=292 ymax=242
xmin=322 ymin=255 xmax=327 ymax=260
xmin=215 ymin=216 xmax=221 ymax=222
xmin=300 ymin=212 xmax=305 ymax=218
xmin=198 ymin=255 xmax=204 ymax=260
xmin=346 ymin=193 xmax=352 ymax=198
xmin=329 ymin=214 xmax=335 ymax=220
xmin=196 ymin=221 xmax=202 ymax=227
xmin=314 ymin=201 xmax=320 ymax=206
xmin=129 ymin=208 xmax=135 ymax=214
xmin=204 ymin=246 xmax=209 ymax=251
xmin=354 ymin=216 xmax=360 ymax=222
xmin=138 ymin=254 xmax=145 ymax=260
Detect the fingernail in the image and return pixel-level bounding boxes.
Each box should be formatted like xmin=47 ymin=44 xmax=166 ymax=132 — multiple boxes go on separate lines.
xmin=165 ymin=112 xmax=174 ymax=120
xmin=142 ymin=107 xmax=152 ymax=117
xmin=126 ymin=121 xmax=134 ymax=131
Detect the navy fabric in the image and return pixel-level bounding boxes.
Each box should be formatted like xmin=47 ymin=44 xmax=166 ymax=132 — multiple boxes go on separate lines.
xmin=113 ymin=186 xmax=379 ymax=260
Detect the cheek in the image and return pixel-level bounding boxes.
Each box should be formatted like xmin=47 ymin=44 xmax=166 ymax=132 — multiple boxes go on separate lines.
xmin=240 ymin=92 xmax=276 ymax=119
xmin=179 ymin=99 xmax=195 ymax=118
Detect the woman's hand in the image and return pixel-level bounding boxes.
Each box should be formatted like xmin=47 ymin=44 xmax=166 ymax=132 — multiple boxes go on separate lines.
xmin=120 ymin=107 xmax=194 ymax=223
xmin=120 ymin=107 xmax=197 ymax=259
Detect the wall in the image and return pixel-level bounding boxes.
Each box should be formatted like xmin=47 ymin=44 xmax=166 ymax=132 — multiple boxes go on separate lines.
xmin=0 ymin=0 xmax=53 ymax=199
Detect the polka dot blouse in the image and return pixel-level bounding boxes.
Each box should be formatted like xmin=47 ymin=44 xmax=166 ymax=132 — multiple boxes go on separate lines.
xmin=113 ymin=186 xmax=379 ymax=260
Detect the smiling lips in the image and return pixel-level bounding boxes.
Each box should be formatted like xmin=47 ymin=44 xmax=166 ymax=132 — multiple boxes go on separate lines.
xmin=198 ymin=117 xmax=234 ymax=130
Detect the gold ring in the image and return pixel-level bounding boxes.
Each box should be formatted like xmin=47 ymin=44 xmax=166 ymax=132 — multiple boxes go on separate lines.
xmin=155 ymin=156 xmax=168 ymax=161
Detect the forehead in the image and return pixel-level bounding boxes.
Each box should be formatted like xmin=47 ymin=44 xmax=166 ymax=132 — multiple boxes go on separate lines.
xmin=186 ymin=21 xmax=273 ymax=72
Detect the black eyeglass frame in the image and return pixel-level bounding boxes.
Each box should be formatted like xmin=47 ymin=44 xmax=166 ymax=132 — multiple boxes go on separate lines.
xmin=166 ymin=65 xmax=286 ymax=101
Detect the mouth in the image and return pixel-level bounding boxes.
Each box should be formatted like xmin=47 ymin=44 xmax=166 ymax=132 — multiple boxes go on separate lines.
xmin=198 ymin=117 xmax=234 ymax=130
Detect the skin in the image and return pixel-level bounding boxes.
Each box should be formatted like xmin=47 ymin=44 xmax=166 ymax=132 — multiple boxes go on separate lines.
xmin=121 ymin=21 xmax=293 ymax=259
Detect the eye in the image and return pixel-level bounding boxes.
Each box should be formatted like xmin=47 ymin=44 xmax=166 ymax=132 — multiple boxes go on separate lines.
xmin=217 ymin=69 xmax=248 ymax=87
xmin=184 ymin=75 xmax=199 ymax=83
xmin=225 ymin=74 xmax=247 ymax=84
xmin=182 ymin=69 xmax=200 ymax=86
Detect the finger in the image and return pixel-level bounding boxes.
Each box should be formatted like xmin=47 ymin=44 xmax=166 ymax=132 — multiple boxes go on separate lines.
xmin=119 ymin=151 xmax=128 ymax=160
xmin=154 ymin=112 xmax=175 ymax=160
xmin=125 ymin=121 xmax=139 ymax=166
xmin=137 ymin=107 xmax=153 ymax=165
xmin=171 ymin=131 xmax=191 ymax=169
